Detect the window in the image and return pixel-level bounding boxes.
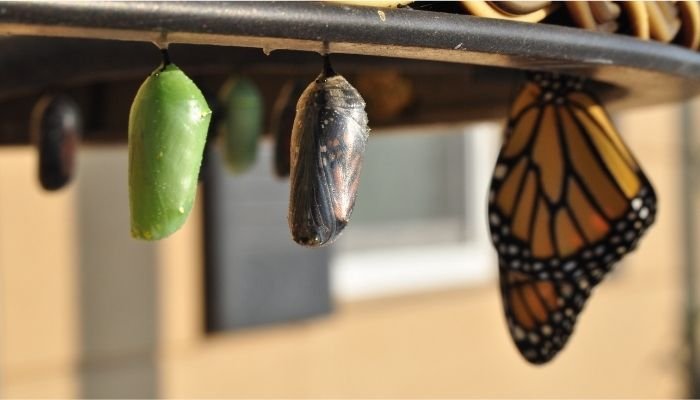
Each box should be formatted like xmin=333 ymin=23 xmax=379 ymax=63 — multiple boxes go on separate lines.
xmin=331 ymin=123 xmax=501 ymax=300
xmin=203 ymin=122 xmax=502 ymax=331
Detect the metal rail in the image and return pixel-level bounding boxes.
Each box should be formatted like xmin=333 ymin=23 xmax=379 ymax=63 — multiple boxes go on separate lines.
xmin=1 ymin=1 xmax=700 ymax=145
xmin=0 ymin=1 xmax=700 ymax=109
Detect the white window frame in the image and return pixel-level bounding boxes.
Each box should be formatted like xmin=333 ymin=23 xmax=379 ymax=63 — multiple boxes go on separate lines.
xmin=331 ymin=123 xmax=502 ymax=301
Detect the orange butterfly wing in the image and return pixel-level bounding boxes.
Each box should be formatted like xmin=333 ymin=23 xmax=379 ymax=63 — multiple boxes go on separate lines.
xmin=489 ymin=74 xmax=657 ymax=364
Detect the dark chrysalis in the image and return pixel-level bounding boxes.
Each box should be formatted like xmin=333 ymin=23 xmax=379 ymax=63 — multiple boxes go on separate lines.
xmin=271 ymin=80 xmax=306 ymax=178
xmin=129 ymin=49 xmax=212 ymax=240
xmin=218 ymin=76 xmax=264 ymax=174
xmin=30 ymin=94 xmax=82 ymax=191
xmin=288 ymin=56 xmax=370 ymax=247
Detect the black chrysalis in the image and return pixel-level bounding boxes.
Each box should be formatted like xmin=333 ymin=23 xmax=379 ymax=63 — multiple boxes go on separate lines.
xmin=272 ymin=80 xmax=306 ymax=178
xmin=288 ymin=56 xmax=370 ymax=247
xmin=30 ymin=94 xmax=82 ymax=191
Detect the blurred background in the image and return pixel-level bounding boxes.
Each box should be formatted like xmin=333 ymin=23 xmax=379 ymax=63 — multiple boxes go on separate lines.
xmin=0 ymin=0 xmax=698 ymax=391
xmin=0 ymin=95 xmax=697 ymax=398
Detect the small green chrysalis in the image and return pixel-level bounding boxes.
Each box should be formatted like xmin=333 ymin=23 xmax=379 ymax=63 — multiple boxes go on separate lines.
xmin=129 ymin=50 xmax=212 ymax=240
xmin=218 ymin=76 xmax=263 ymax=174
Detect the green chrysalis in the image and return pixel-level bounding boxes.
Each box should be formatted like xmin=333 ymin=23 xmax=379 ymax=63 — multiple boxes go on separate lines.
xmin=218 ymin=76 xmax=263 ymax=174
xmin=128 ymin=51 xmax=212 ymax=240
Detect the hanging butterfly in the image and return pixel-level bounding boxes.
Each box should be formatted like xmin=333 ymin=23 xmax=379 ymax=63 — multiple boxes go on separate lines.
xmin=488 ymin=72 xmax=657 ymax=364
xmin=288 ymin=56 xmax=370 ymax=246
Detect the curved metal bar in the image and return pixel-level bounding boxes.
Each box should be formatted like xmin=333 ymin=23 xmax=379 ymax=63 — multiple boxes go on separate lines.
xmin=0 ymin=2 xmax=694 ymax=69
xmin=0 ymin=0 xmax=698 ymax=145
xmin=0 ymin=1 xmax=699 ymax=82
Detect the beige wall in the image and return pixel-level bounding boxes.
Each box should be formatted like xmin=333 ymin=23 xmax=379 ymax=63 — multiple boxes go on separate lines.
xmin=0 ymin=102 xmax=693 ymax=398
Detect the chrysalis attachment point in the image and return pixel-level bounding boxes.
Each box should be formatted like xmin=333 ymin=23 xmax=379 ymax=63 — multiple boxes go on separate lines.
xmin=160 ymin=48 xmax=171 ymax=66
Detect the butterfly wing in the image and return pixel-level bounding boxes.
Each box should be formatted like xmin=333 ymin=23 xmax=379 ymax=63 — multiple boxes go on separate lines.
xmin=500 ymin=266 xmax=591 ymax=364
xmin=489 ymin=74 xmax=657 ymax=363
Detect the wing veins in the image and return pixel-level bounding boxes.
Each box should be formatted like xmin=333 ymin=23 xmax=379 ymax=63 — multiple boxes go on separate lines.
xmin=562 ymin=105 xmax=633 ymax=200
xmin=502 ymin=102 xmax=546 ymax=163
xmin=530 ymin=279 xmax=556 ymax=313
xmin=528 ymin=193 xmax=541 ymax=245
xmin=509 ymin=159 xmax=534 ymax=223
xmin=514 ymin=282 xmax=540 ymax=329
xmin=567 ymin=99 xmax=638 ymax=173
xmin=552 ymin=106 xmax=592 ymax=247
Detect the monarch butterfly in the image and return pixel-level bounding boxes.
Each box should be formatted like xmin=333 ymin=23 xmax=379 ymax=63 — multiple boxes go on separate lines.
xmin=218 ymin=76 xmax=264 ymax=174
xmin=489 ymin=72 xmax=656 ymax=364
xmin=129 ymin=49 xmax=212 ymax=240
xmin=30 ymin=94 xmax=81 ymax=191
xmin=272 ymin=80 xmax=306 ymax=178
xmin=288 ymin=56 xmax=370 ymax=246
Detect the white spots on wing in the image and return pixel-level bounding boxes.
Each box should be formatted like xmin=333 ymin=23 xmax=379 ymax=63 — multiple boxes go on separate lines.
xmin=541 ymin=325 xmax=552 ymax=336
xmin=563 ymin=260 xmax=576 ymax=272
xmin=493 ymin=164 xmax=508 ymax=179
xmin=513 ymin=326 xmax=526 ymax=340
xmin=631 ymin=197 xmax=642 ymax=211
xmin=524 ymin=349 xmax=538 ymax=361
xmin=528 ymin=332 xmax=540 ymax=344
xmin=578 ymin=279 xmax=589 ymax=290
xmin=489 ymin=212 xmax=501 ymax=226
xmin=560 ymin=283 xmax=573 ymax=298
xmin=639 ymin=207 xmax=650 ymax=220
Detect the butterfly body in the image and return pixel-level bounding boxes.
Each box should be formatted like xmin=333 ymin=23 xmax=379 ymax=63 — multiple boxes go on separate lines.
xmin=489 ymin=73 xmax=656 ymax=364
